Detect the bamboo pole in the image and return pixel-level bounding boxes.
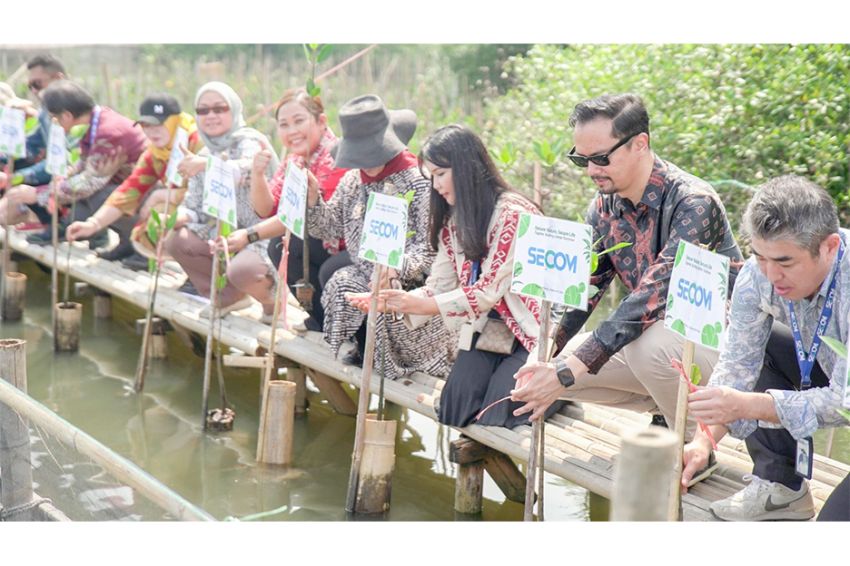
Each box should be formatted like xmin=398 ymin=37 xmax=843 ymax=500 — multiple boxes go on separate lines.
xmin=355 ymin=414 xmax=396 ymax=514
xmin=0 ymin=377 xmax=214 ymax=521
xmin=2 ymin=271 xmax=25 ymax=321
xmin=256 ymin=380 xmax=296 ymax=465
xmin=0 ymin=339 xmax=34 ymax=520
xmin=1 ymin=160 xmax=14 ymax=319
xmin=611 ymin=427 xmax=678 ymax=521
xmin=50 ymin=175 xmax=60 ymax=334
xmin=524 ymin=299 xmax=551 ymax=520
xmin=668 ymin=339 xmax=695 ymax=521
xmin=134 ymin=182 xmax=177 ymax=392
xmin=345 ymin=264 xmax=383 ymax=513
xmin=201 ymin=218 xmax=222 ymax=430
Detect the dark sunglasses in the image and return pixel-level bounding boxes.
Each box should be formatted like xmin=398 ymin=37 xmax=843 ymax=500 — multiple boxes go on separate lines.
xmin=27 ymin=79 xmax=45 ymax=93
xmin=195 ymin=105 xmax=230 ymax=116
xmin=567 ymin=132 xmax=638 ymax=168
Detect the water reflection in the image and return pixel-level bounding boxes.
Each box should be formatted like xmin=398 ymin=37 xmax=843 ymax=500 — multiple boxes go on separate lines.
xmin=7 ymin=260 xmax=598 ymax=521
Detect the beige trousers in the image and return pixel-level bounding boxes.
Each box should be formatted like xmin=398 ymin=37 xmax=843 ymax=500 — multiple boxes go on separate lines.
xmin=558 ymin=321 xmax=718 ymax=440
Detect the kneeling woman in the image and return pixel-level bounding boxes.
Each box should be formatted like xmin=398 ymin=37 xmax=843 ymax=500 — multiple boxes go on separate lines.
xmin=377 ymin=125 xmax=564 ymax=428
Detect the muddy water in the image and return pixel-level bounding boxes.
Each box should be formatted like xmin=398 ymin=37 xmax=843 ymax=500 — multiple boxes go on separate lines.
xmin=3 ymin=262 xmax=591 ymax=521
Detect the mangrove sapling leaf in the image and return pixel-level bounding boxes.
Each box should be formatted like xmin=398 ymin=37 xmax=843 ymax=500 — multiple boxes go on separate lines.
xmin=150 ymin=208 xmax=162 ymax=227
xmin=166 ymin=210 xmax=177 ymax=231
xmin=317 ymin=44 xmax=333 ymax=63
xmin=690 ymin=364 xmax=702 ymax=386
xmin=822 ymin=336 xmax=848 ymax=360
xmin=303 ymin=44 xmax=312 ymax=62
xmin=838 ymin=408 xmax=850 ymax=423
xmin=24 ymin=116 xmax=39 ymax=134
xmin=216 ymin=273 xmax=228 ymax=290
xmin=403 ymin=190 xmax=416 ymax=205
xmin=406 ymin=230 xmax=416 ymax=239
xmin=598 ymin=242 xmax=632 ymax=256
xmin=146 ymin=217 xmax=160 ymax=246
xmin=148 ymin=258 xmax=156 ymax=273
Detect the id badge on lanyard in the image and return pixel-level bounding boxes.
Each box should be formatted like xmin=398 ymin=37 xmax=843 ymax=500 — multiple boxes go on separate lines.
xmin=787 ymin=240 xmax=844 ymax=479
xmin=458 ymin=260 xmax=481 ymax=351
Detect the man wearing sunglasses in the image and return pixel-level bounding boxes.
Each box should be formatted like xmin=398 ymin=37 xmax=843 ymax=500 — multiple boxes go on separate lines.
xmin=512 ymin=94 xmax=742 ymax=484
xmin=0 ymin=55 xmax=68 ymax=232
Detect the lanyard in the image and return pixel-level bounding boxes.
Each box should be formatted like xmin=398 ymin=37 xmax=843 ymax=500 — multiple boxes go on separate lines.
xmin=468 ymin=260 xmax=480 ymax=286
xmin=88 ymin=105 xmax=102 ymax=149
xmin=787 ymin=241 xmax=845 ymax=389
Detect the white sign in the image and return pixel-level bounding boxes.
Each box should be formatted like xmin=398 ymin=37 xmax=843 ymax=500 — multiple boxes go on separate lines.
xmin=202 ymin=156 xmax=239 ymax=227
xmin=510 ymin=214 xmax=593 ymax=308
xmin=844 ymin=333 xmax=850 ymax=410
xmin=45 ymin=123 xmax=68 ymax=176
xmin=0 ymin=107 xmax=26 ymax=159
xmin=164 ymin=127 xmax=189 ymax=187
xmin=276 ymin=161 xmax=308 ymax=240
xmin=358 ymin=191 xmax=408 ymax=270
xmin=664 ymin=240 xmax=730 ymax=351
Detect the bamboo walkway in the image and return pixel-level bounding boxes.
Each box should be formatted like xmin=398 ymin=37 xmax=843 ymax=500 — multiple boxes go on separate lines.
xmin=7 ymin=230 xmax=849 ymax=521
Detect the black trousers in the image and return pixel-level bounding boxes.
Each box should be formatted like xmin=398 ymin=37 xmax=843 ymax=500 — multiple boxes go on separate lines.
xmin=438 ymin=334 xmax=566 ymax=429
xmin=269 ymin=234 xmax=330 ymax=326
xmin=746 ymin=323 xmax=829 ymax=490
xmin=818 ymin=472 xmax=849 ymax=521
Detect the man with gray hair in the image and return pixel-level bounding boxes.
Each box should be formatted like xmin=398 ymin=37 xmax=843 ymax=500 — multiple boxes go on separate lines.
xmin=682 ymin=174 xmax=849 ymax=521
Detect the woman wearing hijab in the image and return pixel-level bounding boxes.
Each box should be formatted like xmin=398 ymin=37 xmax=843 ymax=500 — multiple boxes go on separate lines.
xmin=308 ymin=94 xmax=452 ymax=380
xmin=163 ymin=81 xmax=279 ymax=319
xmin=66 ymin=93 xmax=203 ymax=264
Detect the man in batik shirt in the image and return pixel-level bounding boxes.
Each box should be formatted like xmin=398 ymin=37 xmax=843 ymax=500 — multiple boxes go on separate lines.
xmin=512 ymin=94 xmax=742 ymax=485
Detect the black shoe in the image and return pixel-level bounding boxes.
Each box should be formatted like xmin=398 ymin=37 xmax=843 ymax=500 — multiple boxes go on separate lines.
xmin=97 ymin=238 xmax=134 ymax=261
xmin=304 ymin=315 xmax=322 ymax=332
xmin=341 ymin=349 xmax=363 ymax=367
xmin=26 ymin=227 xmax=61 ymax=245
xmin=177 ymin=279 xmax=199 ymax=296
xmin=650 ymin=414 xmax=668 ymax=428
xmin=87 ymin=231 xmax=109 ymax=251
xmin=121 ymin=252 xmax=150 ymax=272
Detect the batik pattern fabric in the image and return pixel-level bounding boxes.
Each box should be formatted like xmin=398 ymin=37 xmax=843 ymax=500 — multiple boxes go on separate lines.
xmin=554 ymin=156 xmax=743 ymax=373
xmin=307 ymin=165 xmax=452 ymax=380
xmin=406 ymin=192 xmax=542 ymax=354
xmin=710 ymin=232 xmax=850 ymax=441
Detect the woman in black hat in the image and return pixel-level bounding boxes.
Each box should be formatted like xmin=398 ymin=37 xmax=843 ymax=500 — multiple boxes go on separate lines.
xmin=309 ymin=94 xmax=452 ymax=380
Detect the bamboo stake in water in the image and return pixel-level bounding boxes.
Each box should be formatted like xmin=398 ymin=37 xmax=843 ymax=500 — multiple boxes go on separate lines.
xmin=201 ymin=218 xmax=222 ymax=431
xmin=345 ymin=264 xmax=383 ymax=513
xmin=61 ymin=199 xmax=78 ymax=305
xmin=134 ymin=184 xmax=176 ymax=392
xmin=668 ymin=339 xmax=695 ymax=521
xmin=524 ymin=299 xmax=551 ymax=521
xmin=50 ymin=176 xmax=60 ymax=332
xmin=1 ymin=161 xmax=14 ymax=319
xmin=256 ymin=229 xmax=290 ymax=458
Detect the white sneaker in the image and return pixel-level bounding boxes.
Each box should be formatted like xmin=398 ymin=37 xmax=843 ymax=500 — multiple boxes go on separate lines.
xmin=199 ymin=297 xmax=253 ymax=319
xmin=710 ymin=474 xmax=815 ymax=521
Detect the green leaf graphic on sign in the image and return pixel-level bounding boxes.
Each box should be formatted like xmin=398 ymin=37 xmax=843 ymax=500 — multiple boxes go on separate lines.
xmin=364 ymin=249 xmax=378 ymax=262
xmin=518 ymin=214 xmax=531 ymax=238
xmin=388 ymin=248 xmax=402 ymax=267
xmin=280 ymin=213 xmax=287 ymax=225
xmin=672 ymin=319 xmax=686 ymax=336
xmin=690 ymin=364 xmax=702 ymax=386
xmin=674 ymin=241 xmax=685 ymax=267
xmin=562 ymin=282 xmax=586 ymax=307
xmin=700 ymin=323 xmax=720 ymax=348
xmin=666 ymin=293 xmax=674 ymax=310
xmin=513 ymin=262 xmax=523 ymax=277
xmin=227 ymin=209 xmax=236 ymax=225
xmin=293 ymin=218 xmax=303 ymax=237
xmin=520 ymin=283 xmax=545 ymax=297
xmin=367 ymin=193 xmax=375 ymax=213
xmin=822 ymin=336 xmax=848 ymax=359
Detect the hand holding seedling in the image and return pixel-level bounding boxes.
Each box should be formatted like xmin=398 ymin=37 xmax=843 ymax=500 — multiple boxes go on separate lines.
xmin=681 ymin=430 xmax=716 ymax=492
xmin=221 ymin=228 xmax=249 ymax=253
xmin=687 ymin=384 xmax=753 ymax=425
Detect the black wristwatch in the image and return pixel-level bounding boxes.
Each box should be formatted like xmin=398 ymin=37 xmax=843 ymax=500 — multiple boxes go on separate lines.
xmin=246 ymin=226 xmax=260 ymax=244
xmin=554 ymin=359 xmax=575 ymax=389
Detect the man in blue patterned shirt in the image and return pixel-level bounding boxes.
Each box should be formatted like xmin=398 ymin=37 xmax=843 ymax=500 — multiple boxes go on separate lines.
xmin=682 ymin=175 xmax=849 ymax=521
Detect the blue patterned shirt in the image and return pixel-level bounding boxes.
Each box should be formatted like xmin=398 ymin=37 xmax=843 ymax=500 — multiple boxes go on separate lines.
xmin=710 ymin=231 xmax=850 ymax=440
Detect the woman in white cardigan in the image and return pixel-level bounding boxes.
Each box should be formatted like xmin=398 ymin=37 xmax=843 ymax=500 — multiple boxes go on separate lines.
xmin=353 ymin=124 xmax=565 ymax=428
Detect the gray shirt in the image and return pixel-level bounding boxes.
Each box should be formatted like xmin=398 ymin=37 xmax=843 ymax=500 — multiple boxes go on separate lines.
xmin=709 ymin=231 xmax=850 ymax=440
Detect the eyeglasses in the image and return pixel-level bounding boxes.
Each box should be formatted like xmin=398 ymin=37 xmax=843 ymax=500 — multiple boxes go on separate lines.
xmin=195 ymin=105 xmax=230 ymax=116
xmin=566 ymin=132 xmax=638 ymax=168
xmin=27 ymin=79 xmax=45 ymax=93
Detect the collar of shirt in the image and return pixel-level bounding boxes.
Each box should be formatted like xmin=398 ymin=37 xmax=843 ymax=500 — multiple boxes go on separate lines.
xmin=611 ymin=155 xmax=667 ymax=218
